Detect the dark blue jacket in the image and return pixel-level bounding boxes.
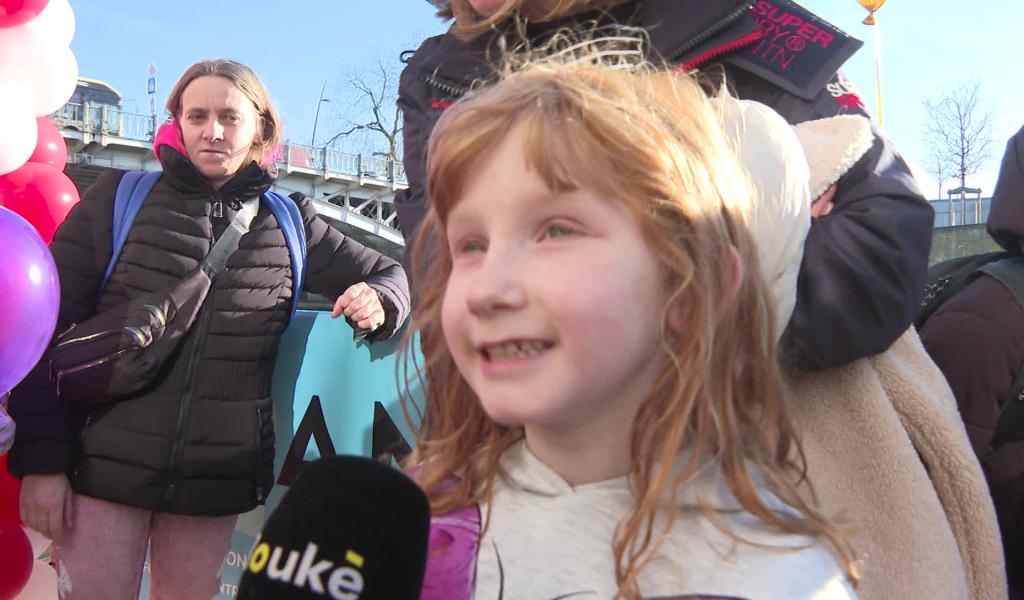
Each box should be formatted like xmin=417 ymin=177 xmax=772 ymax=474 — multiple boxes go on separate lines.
xmin=395 ymin=0 xmax=933 ymax=370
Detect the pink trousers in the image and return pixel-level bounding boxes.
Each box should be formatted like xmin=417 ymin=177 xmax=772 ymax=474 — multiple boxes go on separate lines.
xmin=52 ymin=493 xmax=237 ymax=600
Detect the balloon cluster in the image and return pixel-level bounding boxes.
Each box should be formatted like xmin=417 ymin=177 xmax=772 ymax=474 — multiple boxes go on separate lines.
xmin=0 ymin=0 xmax=80 ymax=243
xmin=0 ymin=1 xmax=77 ymax=595
xmin=0 ymin=0 xmax=76 ymax=173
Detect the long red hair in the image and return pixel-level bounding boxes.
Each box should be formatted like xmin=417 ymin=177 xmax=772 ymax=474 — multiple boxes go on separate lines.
xmin=399 ymin=61 xmax=857 ymax=598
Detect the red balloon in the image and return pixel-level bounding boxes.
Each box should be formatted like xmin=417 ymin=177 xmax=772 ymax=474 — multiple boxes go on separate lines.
xmin=0 ymin=520 xmax=32 ymax=599
xmin=0 ymin=0 xmax=48 ymax=28
xmin=0 ymin=162 xmax=80 ymax=244
xmin=0 ymin=455 xmax=19 ymax=526
xmin=27 ymin=118 xmax=67 ymax=170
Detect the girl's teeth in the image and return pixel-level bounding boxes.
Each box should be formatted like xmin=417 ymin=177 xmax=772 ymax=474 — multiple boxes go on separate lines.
xmin=486 ymin=340 xmax=547 ymax=360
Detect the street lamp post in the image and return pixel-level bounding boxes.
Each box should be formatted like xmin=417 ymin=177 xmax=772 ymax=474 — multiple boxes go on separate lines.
xmin=310 ymin=80 xmax=330 ymax=147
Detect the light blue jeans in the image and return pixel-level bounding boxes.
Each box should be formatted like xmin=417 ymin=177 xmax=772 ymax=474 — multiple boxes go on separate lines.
xmin=52 ymin=493 xmax=237 ymax=599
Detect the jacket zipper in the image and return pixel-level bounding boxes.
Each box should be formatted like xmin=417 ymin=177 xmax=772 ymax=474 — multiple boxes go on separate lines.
xmin=55 ymin=328 xmax=120 ymax=349
xmin=55 ymin=304 xmax=164 ymax=351
xmin=676 ymin=29 xmax=763 ymax=73
xmin=422 ymin=73 xmax=471 ymax=99
xmin=53 ymin=348 xmax=132 ymax=396
xmin=254 ymin=407 xmax=264 ymax=501
xmin=211 ymin=191 xmax=224 ymax=219
xmin=162 ymin=212 xmax=216 ymax=506
xmin=162 ymin=300 xmax=212 ymax=506
xmin=668 ymin=0 xmax=756 ymax=63
xmin=74 ymin=415 xmax=94 ymax=481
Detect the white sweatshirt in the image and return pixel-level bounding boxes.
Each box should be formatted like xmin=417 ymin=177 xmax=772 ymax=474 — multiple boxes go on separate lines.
xmin=474 ymin=441 xmax=857 ymax=600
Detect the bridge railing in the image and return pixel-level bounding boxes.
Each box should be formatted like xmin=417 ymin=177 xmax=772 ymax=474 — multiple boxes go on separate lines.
xmin=54 ymin=102 xmax=157 ymax=140
xmin=282 ymin=144 xmax=407 ymax=186
xmin=53 ymin=101 xmax=408 ymax=187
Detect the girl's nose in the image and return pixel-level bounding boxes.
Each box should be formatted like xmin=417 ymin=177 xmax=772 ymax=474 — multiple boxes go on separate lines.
xmin=465 ymin=251 xmax=527 ymax=317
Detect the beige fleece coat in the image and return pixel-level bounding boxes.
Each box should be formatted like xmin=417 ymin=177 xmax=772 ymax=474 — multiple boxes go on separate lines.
xmin=720 ymin=98 xmax=1005 ymax=599
xmin=787 ymin=329 xmax=1004 ymax=600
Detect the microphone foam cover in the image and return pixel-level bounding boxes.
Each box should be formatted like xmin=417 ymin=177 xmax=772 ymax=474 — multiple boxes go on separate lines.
xmin=238 ymin=455 xmax=430 ymax=599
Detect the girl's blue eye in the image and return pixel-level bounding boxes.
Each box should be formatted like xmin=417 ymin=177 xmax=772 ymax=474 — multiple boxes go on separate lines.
xmin=459 ymin=239 xmax=486 ymax=253
xmin=544 ymin=223 xmax=576 ymax=239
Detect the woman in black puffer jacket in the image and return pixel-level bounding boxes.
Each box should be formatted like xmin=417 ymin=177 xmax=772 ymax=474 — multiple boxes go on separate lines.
xmin=8 ymin=59 xmax=409 ymax=599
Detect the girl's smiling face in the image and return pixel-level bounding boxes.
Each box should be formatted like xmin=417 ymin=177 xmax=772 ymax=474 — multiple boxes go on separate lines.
xmin=440 ymin=125 xmax=669 ymax=455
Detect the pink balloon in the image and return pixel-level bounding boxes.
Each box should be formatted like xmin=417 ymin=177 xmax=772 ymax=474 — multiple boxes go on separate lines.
xmin=26 ymin=117 xmax=66 ymax=169
xmin=0 ymin=519 xmax=33 ymax=599
xmin=0 ymin=0 xmax=48 ymax=28
xmin=0 ymin=162 xmax=79 ymax=244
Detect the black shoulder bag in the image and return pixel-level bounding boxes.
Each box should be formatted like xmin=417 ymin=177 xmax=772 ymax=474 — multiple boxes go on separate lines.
xmin=49 ymin=198 xmax=260 ymax=405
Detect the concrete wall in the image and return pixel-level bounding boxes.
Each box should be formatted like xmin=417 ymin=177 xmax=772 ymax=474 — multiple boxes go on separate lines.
xmin=929 ymin=224 xmax=1000 ymax=265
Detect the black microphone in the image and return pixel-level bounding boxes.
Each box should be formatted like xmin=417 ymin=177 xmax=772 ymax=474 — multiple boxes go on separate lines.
xmin=237 ymin=455 xmax=430 ymax=600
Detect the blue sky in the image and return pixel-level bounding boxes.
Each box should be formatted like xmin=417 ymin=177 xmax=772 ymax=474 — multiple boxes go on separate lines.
xmin=69 ymin=0 xmax=1021 ymax=200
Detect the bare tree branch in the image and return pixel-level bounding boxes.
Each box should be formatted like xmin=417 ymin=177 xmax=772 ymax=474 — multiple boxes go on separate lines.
xmin=325 ymin=58 xmax=403 ymax=162
xmin=922 ymin=80 xmax=993 ymax=198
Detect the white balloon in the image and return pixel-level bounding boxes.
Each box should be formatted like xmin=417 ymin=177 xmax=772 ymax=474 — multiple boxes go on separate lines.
xmin=22 ymin=0 xmax=75 ymax=47
xmin=0 ymin=87 xmax=38 ymax=175
xmin=30 ymin=46 xmax=78 ymax=116
xmin=0 ymin=29 xmax=78 ymax=117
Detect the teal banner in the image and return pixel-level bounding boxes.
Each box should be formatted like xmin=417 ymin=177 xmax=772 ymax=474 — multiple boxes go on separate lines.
xmin=133 ymin=311 xmax=418 ymax=600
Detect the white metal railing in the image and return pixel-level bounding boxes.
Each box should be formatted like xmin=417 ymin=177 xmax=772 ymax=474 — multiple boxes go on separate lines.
xmin=54 ymin=102 xmax=156 ymax=140
xmin=930 ymin=197 xmax=991 ymax=228
xmin=51 ymin=101 xmax=407 ymax=186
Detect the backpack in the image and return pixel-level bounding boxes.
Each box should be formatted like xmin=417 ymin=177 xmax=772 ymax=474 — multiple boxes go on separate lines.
xmin=917 ymin=251 xmax=1024 ymax=450
xmin=101 ymin=170 xmax=307 ymax=322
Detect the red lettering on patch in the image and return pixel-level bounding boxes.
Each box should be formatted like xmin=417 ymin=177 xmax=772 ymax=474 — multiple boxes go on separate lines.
xmin=430 ymin=99 xmax=454 ymax=111
xmin=836 ymin=93 xmax=865 ymax=110
xmin=826 ymin=77 xmax=866 ymax=112
xmin=748 ymin=0 xmax=834 ymax=49
xmin=750 ymin=36 xmax=797 ymax=70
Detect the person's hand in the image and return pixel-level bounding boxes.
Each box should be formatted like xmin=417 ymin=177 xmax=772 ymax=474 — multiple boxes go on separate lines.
xmin=331 ymin=282 xmax=385 ymax=332
xmin=0 ymin=396 xmax=14 ymax=455
xmin=811 ymin=184 xmax=837 ymax=219
xmin=20 ymin=473 xmax=73 ymax=543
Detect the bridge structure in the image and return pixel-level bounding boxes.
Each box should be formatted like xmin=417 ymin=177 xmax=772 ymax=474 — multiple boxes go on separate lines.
xmin=53 ymin=102 xmax=408 ymax=258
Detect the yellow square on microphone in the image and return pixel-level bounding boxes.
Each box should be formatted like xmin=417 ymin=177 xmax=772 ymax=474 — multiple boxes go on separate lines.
xmin=346 ymin=549 xmax=365 ymax=568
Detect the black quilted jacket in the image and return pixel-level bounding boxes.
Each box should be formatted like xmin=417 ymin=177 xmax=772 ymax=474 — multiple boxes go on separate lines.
xmin=395 ymin=0 xmax=933 ymax=370
xmin=7 ymin=147 xmax=410 ymax=516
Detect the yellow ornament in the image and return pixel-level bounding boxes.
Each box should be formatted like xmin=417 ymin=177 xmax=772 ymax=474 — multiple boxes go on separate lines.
xmin=857 ymin=0 xmax=887 ymax=25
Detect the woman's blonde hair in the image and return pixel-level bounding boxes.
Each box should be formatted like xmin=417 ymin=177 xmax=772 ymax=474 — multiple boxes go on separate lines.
xmin=401 ymin=59 xmax=856 ymax=598
xmin=438 ymin=0 xmax=622 ymax=39
xmin=164 ymin=59 xmax=281 ymax=167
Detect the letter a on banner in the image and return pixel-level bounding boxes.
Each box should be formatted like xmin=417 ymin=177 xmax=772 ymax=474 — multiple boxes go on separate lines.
xmin=278 ymin=395 xmax=337 ymax=486
xmin=372 ymin=402 xmax=412 ymax=465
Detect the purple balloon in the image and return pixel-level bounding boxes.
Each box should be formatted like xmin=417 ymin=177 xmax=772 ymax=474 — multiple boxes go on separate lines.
xmin=0 ymin=206 xmax=59 ymax=396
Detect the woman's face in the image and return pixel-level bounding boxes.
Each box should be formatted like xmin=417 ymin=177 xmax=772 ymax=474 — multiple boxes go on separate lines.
xmin=178 ymin=75 xmax=262 ymax=187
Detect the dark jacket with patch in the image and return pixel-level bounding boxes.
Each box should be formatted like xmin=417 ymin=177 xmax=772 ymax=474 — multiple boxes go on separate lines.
xmin=395 ymin=0 xmax=933 ymax=370
xmin=920 ymin=125 xmax=1024 ymax=589
xmin=7 ymin=147 xmax=410 ymax=516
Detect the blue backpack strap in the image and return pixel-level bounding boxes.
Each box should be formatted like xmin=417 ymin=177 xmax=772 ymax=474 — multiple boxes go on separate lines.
xmin=99 ymin=170 xmax=161 ymax=299
xmin=262 ymin=190 xmax=307 ymax=321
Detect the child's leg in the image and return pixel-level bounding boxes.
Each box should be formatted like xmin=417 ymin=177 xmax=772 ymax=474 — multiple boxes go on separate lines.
xmin=148 ymin=511 xmax=238 ymax=600
xmin=52 ymin=493 xmax=151 ymax=599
